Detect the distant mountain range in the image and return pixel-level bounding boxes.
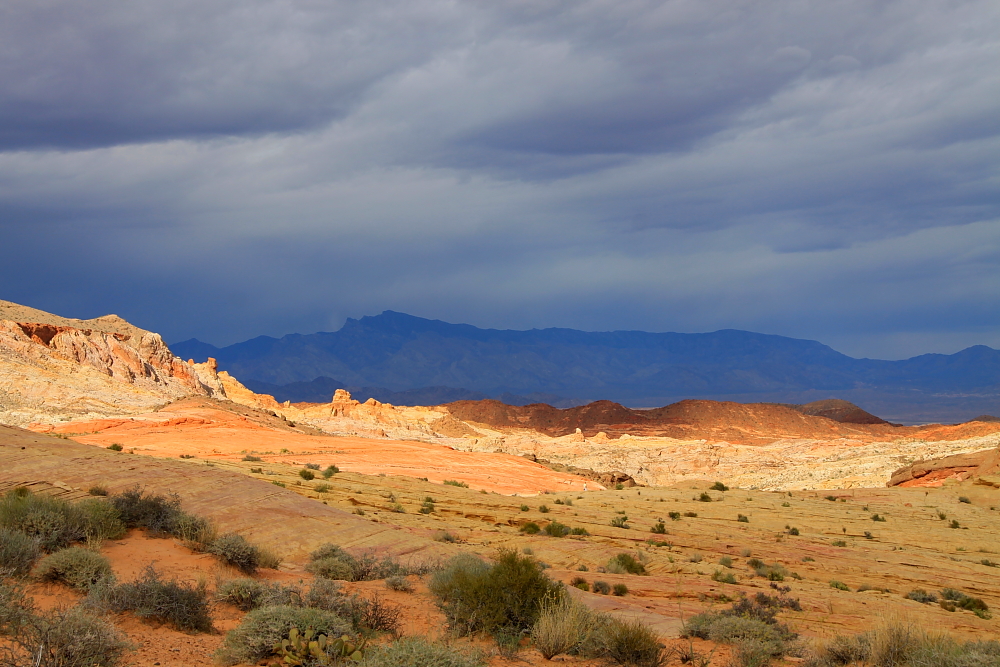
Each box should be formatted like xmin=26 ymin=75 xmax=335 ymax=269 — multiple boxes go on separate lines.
xmin=172 ymin=311 xmax=1000 ymax=423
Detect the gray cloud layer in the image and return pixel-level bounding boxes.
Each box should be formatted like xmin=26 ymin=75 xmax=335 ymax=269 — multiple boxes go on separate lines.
xmin=1 ymin=0 xmax=998 ymax=359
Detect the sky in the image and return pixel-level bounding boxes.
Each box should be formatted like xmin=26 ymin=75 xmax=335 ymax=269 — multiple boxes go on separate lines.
xmin=1 ymin=0 xmax=998 ymax=360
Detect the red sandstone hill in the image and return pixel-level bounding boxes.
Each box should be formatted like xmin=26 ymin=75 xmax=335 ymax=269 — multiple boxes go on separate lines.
xmin=444 ymin=397 xmax=1000 ymax=445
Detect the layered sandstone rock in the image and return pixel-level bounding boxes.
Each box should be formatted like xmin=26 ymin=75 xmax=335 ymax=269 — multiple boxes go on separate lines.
xmin=0 ymin=300 xmax=225 ymax=426
xmin=888 ymin=447 xmax=1000 ymax=487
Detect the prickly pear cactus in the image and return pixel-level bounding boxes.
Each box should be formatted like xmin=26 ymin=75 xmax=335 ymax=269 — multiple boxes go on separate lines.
xmin=271 ymin=627 xmax=364 ymax=665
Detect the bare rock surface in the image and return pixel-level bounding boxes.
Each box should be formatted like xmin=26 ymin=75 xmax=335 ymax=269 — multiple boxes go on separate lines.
xmin=0 ymin=424 xmax=450 ymax=563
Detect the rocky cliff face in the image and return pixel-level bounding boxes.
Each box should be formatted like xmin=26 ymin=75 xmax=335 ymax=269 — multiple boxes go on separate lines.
xmin=0 ymin=302 xmax=226 ymax=425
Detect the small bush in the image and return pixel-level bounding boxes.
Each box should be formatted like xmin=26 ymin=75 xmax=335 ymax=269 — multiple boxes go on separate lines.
xmin=832 ymin=539 xmax=847 ymax=547
xmin=593 ymin=580 xmax=611 ymax=595
xmin=650 ymin=522 xmax=667 ymax=534
xmin=77 ymin=498 xmax=127 ymax=543
xmin=683 ymin=511 xmax=698 ymax=518
xmin=2 ymin=605 xmax=131 ymax=667
xmin=570 ymin=527 xmax=590 ymax=536
xmin=304 ymin=462 xmax=320 ymax=470
xmin=612 ymin=583 xmax=628 ymax=596
xmin=519 ymin=504 xmax=529 ymax=512
xmin=209 ymin=533 xmax=262 ymax=574
xmin=532 ymin=596 xmax=598 ymax=659
xmin=597 ymin=617 xmax=664 ymax=667
xmin=322 ymin=465 xmax=339 ymax=478
xmin=429 ymin=550 xmax=561 ymax=636
xmin=308 ymin=556 xmax=355 ymax=581
xmin=830 ymin=580 xmax=850 ymax=591
xmin=91 ymin=565 xmax=212 ymax=632
xmin=0 ymin=528 xmax=39 ymax=577
xmin=607 ymin=553 xmax=646 ymax=575
xmin=941 ymin=588 xmax=990 ymax=616
xmin=108 ymin=486 xmax=186 ymax=536
xmin=434 ymin=531 xmax=458 ymax=543
xmin=385 ymin=575 xmax=413 ymax=593
xmin=719 ymin=555 xmax=733 ymax=568
xmin=737 ymin=514 xmax=749 ymax=523
xmin=87 ymin=485 xmax=108 ymax=496
xmin=905 ymin=589 xmax=937 ymax=604
xmin=539 ymin=505 xmax=550 ymax=513
xmin=668 ymin=511 xmax=681 ymax=520
xmin=712 ymin=570 xmax=737 ymax=584
xmin=698 ymin=492 xmax=713 ymax=502
xmin=610 ymin=516 xmax=630 ymax=529
xmin=959 ymin=496 xmax=971 ymax=504
xmin=299 ymin=468 xmax=315 ymax=480
xmin=570 ymin=576 xmax=589 ymax=591
xmin=215 ymin=605 xmax=352 ymax=666
xmin=0 ymin=490 xmax=86 ymax=552
xmin=443 ymin=480 xmax=468 ymax=488
xmin=520 ymin=522 xmax=540 ymax=534
xmin=872 ymin=514 xmax=886 ymax=522
xmin=711 ymin=481 xmax=729 ymax=492
xmin=544 ymin=521 xmax=570 ymax=537
xmin=242 ymin=455 xmax=262 ymax=462
xmin=106 ymin=443 xmax=123 ymax=451
xmin=419 ymin=500 xmax=435 ymax=514
xmin=34 ymin=547 xmax=113 ymax=591
xmin=753 ymin=562 xmax=787 ymax=581
xmin=216 ymin=578 xmax=302 ymax=611
xmin=363 ymin=637 xmax=484 ymax=667
xmin=788 ymin=527 xmax=800 ymax=536
xmin=950 ymin=520 xmax=961 ymax=529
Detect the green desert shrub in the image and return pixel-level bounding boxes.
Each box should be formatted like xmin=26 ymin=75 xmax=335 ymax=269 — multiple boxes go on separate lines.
xmin=308 ymin=556 xmax=355 ymax=581
xmin=106 ymin=443 xmax=123 ymax=451
xmin=650 ymin=522 xmax=667 ymax=534
xmin=719 ymin=555 xmax=733 ymax=568
xmin=592 ymin=580 xmax=611 ymax=595
xmin=216 ymin=578 xmax=302 ymax=611
xmin=683 ymin=594 xmax=797 ymax=661
xmin=242 ymin=455 xmax=262 ymax=462
xmin=596 ymin=617 xmax=664 ymax=667
xmin=385 ymin=575 xmax=413 ymax=593
xmin=76 ymin=498 xmax=127 ymax=543
xmin=940 ymin=588 xmax=990 ymax=617
xmin=753 ymin=562 xmax=788 ymax=581
xmin=0 ymin=490 xmax=86 ymax=552
xmin=299 ymin=468 xmax=315 ymax=480
xmin=362 ymin=637 xmax=484 ymax=667
xmin=711 ymin=481 xmax=729 ymax=491
xmin=612 ymin=583 xmax=629 ymax=596
xmin=90 ymin=565 xmax=212 ymax=632
xmin=520 ymin=522 xmax=541 ymax=534
xmin=314 ymin=483 xmax=332 ymax=493
xmin=569 ymin=576 xmax=589 ymax=591
xmin=429 ymin=550 xmax=561 ymax=636
xmin=443 ymin=480 xmax=468 ymax=488
xmin=544 ymin=521 xmax=571 ymax=537
xmin=607 ymin=553 xmax=646 ymax=575
xmin=903 ymin=588 xmax=937 ymax=604
xmin=108 ymin=486 xmax=181 ymax=535
xmin=87 ymin=485 xmax=109 ymax=496
xmin=532 ymin=597 xmax=600 ymax=660
xmin=610 ymin=515 xmax=630 ymax=529
xmin=0 ymin=528 xmax=40 ymax=577
xmin=830 ymin=580 xmax=850 ymax=591
xmin=34 ymin=547 xmax=114 ymax=591
xmin=322 ymin=465 xmax=339 ymax=478
xmin=209 ymin=533 xmax=263 ymax=574
xmin=2 ymin=604 xmax=131 ymax=667
xmin=306 ymin=544 xmax=403 ymax=582
xmin=712 ymin=569 xmax=737 ymax=584
xmin=570 ymin=526 xmax=589 ymax=536
xmin=699 ymin=492 xmax=713 ymax=502
xmin=215 ymin=606 xmax=352 ymax=666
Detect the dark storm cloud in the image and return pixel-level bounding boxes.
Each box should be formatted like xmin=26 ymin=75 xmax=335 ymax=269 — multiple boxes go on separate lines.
xmin=0 ymin=0 xmax=998 ymax=360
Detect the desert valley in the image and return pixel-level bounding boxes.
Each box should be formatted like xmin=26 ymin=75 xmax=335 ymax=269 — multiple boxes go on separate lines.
xmin=0 ymin=298 xmax=998 ymax=667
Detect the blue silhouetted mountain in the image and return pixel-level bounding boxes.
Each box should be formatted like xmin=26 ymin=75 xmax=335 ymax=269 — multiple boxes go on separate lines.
xmin=170 ymin=311 xmax=1000 ymax=419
